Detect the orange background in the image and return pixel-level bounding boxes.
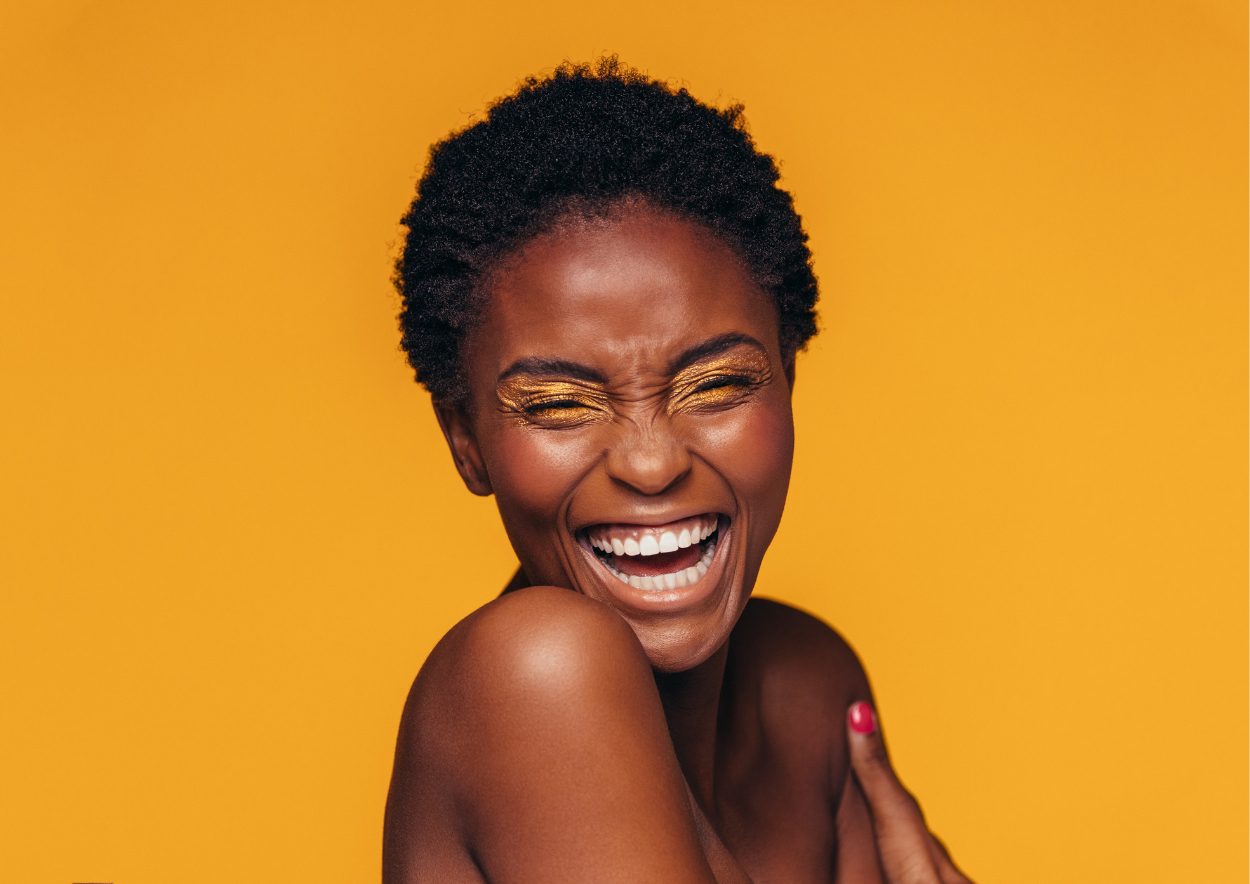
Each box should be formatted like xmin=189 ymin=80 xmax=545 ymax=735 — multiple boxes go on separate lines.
xmin=1 ymin=1 xmax=1245 ymax=881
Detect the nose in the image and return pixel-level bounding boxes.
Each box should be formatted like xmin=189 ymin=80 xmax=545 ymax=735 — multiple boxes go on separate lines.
xmin=604 ymin=419 xmax=693 ymax=496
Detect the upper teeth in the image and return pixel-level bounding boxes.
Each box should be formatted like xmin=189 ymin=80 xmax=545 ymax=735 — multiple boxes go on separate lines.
xmin=586 ymin=515 xmax=718 ymax=556
xmin=599 ymin=536 xmax=718 ymax=591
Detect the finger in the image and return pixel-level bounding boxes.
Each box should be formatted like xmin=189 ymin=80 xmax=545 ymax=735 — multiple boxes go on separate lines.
xmin=847 ymin=701 xmax=927 ymax=833
xmin=937 ymin=854 xmax=974 ymax=884
xmin=847 ymin=701 xmax=941 ymax=883
xmin=931 ymin=833 xmax=974 ymax=884
xmin=938 ymin=860 xmax=973 ymax=884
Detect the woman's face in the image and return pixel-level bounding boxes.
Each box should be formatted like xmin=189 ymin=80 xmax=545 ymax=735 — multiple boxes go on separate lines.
xmin=441 ymin=206 xmax=795 ymax=671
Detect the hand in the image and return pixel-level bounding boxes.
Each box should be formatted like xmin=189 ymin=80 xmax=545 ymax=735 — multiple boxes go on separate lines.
xmin=847 ymin=702 xmax=974 ymax=884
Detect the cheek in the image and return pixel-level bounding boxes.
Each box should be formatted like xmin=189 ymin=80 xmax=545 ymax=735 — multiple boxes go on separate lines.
xmin=483 ymin=425 xmax=600 ymax=527
xmin=692 ymin=396 xmax=795 ymax=529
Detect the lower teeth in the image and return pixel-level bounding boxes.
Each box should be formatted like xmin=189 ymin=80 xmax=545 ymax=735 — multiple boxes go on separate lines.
xmin=601 ymin=535 xmax=718 ymax=591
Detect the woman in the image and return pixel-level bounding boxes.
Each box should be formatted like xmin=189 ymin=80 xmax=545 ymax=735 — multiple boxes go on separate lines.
xmin=384 ymin=59 xmax=971 ymax=883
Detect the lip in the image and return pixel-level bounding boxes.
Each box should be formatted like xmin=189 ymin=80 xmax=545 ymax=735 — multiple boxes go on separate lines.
xmin=573 ymin=513 xmax=734 ymax=616
xmin=571 ymin=508 xmax=728 ymax=534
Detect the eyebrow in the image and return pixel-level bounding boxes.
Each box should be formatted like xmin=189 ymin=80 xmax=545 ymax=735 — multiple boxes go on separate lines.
xmin=497 ymin=356 xmax=608 ymax=385
xmin=495 ymin=332 xmax=768 ymax=386
xmin=666 ymin=332 xmax=768 ymax=375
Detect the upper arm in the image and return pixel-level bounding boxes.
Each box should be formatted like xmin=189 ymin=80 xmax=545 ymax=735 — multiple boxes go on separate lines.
xmin=733 ymin=598 xmax=883 ymax=881
xmin=386 ymin=587 xmax=719 ymax=884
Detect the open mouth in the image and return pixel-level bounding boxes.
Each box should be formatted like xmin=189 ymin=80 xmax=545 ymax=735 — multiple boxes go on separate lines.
xmin=579 ymin=514 xmax=724 ymax=592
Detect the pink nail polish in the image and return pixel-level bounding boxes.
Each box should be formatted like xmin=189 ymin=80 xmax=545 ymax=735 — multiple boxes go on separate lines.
xmin=848 ymin=701 xmax=877 ymax=734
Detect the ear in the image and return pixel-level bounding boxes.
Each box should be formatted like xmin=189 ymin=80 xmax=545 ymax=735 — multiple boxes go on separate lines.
xmin=433 ymin=400 xmax=493 ymax=497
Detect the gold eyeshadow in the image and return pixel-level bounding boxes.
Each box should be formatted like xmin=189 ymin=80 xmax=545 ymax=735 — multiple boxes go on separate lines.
xmin=495 ymin=348 xmax=773 ymax=427
xmin=667 ymin=349 xmax=773 ymax=414
xmin=495 ymin=376 xmax=612 ymax=427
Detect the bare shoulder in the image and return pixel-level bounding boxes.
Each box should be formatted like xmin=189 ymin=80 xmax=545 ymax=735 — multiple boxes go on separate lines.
xmin=725 ymin=598 xmax=874 ymax=804
xmin=420 ymin=585 xmax=648 ymax=710
xmin=726 ymin=600 xmax=888 ymax=882
xmin=732 ymin=596 xmax=872 ymax=703
xmin=385 ymin=587 xmax=718 ymax=883
xmin=388 ymin=585 xmax=655 ymax=797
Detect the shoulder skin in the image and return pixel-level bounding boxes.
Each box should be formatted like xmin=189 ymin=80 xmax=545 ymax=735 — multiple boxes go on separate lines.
xmin=732 ymin=596 xmax=874 ymax=744
xmin=730 ymin=597 xmax=885 ymax=882
xmin=383 ymin=586 xmax=727 ymax=884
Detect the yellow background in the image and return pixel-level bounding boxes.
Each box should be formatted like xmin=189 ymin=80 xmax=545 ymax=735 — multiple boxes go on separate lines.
xmin=2 ymin=1 xmax=1245 ymax=881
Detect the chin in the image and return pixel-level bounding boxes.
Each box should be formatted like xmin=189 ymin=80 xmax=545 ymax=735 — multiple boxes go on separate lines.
xmin=635 ymin=618 xmax=741 ymax=673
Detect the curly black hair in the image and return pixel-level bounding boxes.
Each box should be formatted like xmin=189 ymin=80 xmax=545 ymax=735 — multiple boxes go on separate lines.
xmin=395 ymin=58 xmax=819 ymax=404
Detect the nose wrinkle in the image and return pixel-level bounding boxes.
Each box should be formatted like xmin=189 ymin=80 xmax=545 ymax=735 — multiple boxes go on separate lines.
xmin=605 ymin=421 xmax=692 ymax=496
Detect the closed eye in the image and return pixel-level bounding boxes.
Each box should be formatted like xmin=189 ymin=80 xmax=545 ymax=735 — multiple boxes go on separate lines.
xmin=525 ymin=399 xmax=589 ymax=414
xmin=693 ymin=375 xmax=750 ymax=392
xmin=667 ymin=371 xmax=765 ymax=415
xmin=516 ymin=395 xmax=610 ymax=429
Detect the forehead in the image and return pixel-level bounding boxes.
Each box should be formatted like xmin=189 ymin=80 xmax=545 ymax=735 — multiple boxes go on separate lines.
xmin=470 ymin=210 xmax=779 ymax=379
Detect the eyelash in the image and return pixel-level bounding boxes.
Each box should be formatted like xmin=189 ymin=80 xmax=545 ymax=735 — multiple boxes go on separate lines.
xmin=693 ymin=375 xmax=751 ymax=392
xmin=523 ymin=398 xmax=593 ymax=415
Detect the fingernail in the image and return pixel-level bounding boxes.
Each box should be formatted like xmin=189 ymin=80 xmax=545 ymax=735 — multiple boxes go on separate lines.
xmin=848 ymin=701 xmax=877 ymax=734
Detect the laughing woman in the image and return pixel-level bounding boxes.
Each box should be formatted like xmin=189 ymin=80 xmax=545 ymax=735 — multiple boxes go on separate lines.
xmin=383 ymin=60 xmax=972 ymax=884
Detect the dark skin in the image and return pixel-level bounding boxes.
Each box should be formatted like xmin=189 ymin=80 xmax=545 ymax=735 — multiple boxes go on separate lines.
xmin=384 ymin=206 xmax=972 ymax=883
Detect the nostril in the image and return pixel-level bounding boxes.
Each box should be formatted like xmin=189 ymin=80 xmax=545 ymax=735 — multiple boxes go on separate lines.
xmin=604 ymin=430 xmax=692 ymax=496
xmin=611 ymin=468 xmax=689 ymax=497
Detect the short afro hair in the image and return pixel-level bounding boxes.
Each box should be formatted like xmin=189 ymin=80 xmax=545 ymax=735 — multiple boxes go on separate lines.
xmin=395 ymin=58 xmax=820 ymax=404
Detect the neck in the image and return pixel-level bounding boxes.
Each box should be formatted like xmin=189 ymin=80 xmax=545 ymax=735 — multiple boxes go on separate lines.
xmin=654 ymin=643 xmax=730 ymax=813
